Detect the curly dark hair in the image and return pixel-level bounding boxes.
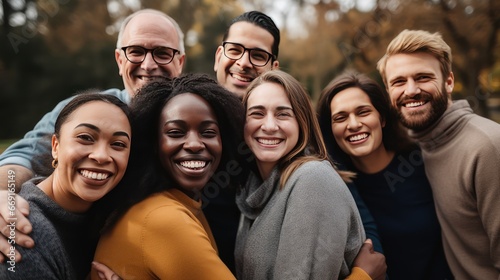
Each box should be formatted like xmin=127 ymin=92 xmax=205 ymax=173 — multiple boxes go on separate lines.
xmin=104 ymin=73 xmax=246 ymax=230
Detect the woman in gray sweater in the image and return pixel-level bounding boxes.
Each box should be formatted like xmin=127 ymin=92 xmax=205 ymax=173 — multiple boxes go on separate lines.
xmin=236 ymin=70 xmax=368 ymax=279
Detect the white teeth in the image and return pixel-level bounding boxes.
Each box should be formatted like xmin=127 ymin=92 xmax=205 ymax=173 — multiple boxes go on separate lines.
xmin=180 ymin=161 xmax=207 ymax=169
xmin=232 ymin=74 xmax=252 ymax=82
xmin=405 ymin=101 xmax=425 ymax=108
xmin=348 ymin=133 xmax=368 ymax=142
xmin=141 ymin=76 xmax=160 ymax=81
xmin=258 ymin=138 xmax=281 ymax=145
xmin=80 ymin=170 xmax=109 ymax=180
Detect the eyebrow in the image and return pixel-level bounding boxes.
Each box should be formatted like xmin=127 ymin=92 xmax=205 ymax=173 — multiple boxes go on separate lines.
xmin=226 ymin=42 xmax=270 ymax=53
xmin=248 ymin=105 xmax=293 ymax=111
xmin=388 ymin=72 xmax=436 ymax=84
xmin=331 ymin=105 xmax=372 ymax=116
xmin=163 ymin=119 xmax=219 ymax=126
xmin=75 ymin=123 xmax=130 ymax=140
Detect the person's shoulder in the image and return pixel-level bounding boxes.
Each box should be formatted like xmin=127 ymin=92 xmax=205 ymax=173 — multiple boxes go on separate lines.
xmin=131 ymin=192 xmax=208 ymax=239
xmin=469 ymin=114 xmax=500 ymax=133
xmin=289 ymin=160 xmax=345 ymax=191
xmin=463 ymin=114 xmax=500 ymax=151
xmin=293 ymin=160 xmax=341 ymax=182
xmin=15 ymin=195 xmax=66 ymax=274
xmin=127 ymin=191 xmax=195 ymax=224
xmin=295 ymin=160 xmax=334 ymax=173
xmin=101 ymin=88 xmax=129 ymax=103
xmin=287 ymin=161 xmax=353 ymax=208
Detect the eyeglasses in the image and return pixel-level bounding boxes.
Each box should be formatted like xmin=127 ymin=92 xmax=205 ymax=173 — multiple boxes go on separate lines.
xmin=222 ymin=42 xmax=276 ymax=67
xmin=121 ymin=46 xmax=180 ymax=65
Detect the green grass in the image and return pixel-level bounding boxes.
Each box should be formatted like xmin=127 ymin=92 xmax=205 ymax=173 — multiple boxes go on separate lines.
xmin=0 ymin=139 xmax=16 ymax=154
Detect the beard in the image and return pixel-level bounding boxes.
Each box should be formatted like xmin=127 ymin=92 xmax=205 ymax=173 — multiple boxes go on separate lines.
xmin=397 ymin=83 xmax=449 ymax=131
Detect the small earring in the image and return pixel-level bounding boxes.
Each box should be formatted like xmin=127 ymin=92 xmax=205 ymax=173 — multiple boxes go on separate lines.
xmin=52 ymin=159 xmax=58 ymax=169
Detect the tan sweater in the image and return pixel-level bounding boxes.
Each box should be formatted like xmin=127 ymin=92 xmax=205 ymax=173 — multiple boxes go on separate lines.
xmin=409 ymin=100 xmax=500 ymax=279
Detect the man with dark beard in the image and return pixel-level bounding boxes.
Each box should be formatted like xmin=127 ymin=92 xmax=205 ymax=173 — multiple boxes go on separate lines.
xmin=377 ymin=29 xmax=500 ymax=279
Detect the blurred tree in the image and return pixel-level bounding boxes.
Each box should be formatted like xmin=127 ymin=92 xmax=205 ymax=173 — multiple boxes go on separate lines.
xmin=276 ymin=0 xmax=500 ymax=117
xmin=1 ymin=0 xmax=121 ymax=139
xmin=0 ymin=0 xmax=244 ymax=140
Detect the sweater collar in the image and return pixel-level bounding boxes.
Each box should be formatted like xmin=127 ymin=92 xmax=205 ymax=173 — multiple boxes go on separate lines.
xmin=167 ymin=188 xmax=203 ymax=213
xmin=236 ymin=168 xmax=280 ymax=220
xmin=408 ymin=100 xmax=473 ymax=151
xmin=20 ymin=179 xmax=89 ymax=225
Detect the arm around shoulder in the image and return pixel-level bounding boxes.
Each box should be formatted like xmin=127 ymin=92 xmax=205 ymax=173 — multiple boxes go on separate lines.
xmin=0 ymin=164 xmax=34 ymax=192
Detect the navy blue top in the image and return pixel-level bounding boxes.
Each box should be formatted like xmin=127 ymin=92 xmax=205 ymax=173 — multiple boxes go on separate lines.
xmin=346 ymin=182 xmax=384 ymax=253
xmin=352 ymin=147 xmax=453 ymax=279
xmin=203 ymin=186 xmax=240 ymax=274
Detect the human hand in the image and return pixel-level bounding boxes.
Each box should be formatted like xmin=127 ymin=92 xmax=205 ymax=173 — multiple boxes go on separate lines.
xmin=92 ymin=261 xmax=122 ymax=280
xmin=0 ymin=191 xmax=33 ymax=263
xmin=353 ymin=239 xmax=387 ymax=280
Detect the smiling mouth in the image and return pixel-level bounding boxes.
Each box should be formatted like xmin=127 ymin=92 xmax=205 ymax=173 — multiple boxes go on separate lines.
xmin=347 ymin=133 xmax=368 ymax=142
xmin=403 ymin=101 xmax=427 ymax=108
xmin=80 ymin=170 xmax=111 ymax=180
xmin=138 ymin=76 xmax=163 ymax=81
xmin=231 ymin=73 xmax=253 ymax=83
xmin=179 ymin=160 xmax=208 ymax=170
xmin=257 ymin=138 xmax=282 ymax=145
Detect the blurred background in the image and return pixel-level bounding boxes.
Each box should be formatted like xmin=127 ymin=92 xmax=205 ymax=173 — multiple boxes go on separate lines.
xmin=1 ymin=0 xmax=499 ymax=152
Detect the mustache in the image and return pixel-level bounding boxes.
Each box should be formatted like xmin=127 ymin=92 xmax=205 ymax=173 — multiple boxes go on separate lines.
xmin=229 ymin=67 xmax=257 ymax=79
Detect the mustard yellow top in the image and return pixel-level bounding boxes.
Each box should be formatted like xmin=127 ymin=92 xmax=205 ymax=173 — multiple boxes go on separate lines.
xmin=91 ymin=188 xmax=236 ymax=280
xmin=346 ymin=267 xmax=372 ymax=280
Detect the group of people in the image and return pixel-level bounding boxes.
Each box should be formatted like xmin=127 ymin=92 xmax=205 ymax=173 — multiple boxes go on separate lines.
xmin=0 ymin=7 xmax=498 ymax=280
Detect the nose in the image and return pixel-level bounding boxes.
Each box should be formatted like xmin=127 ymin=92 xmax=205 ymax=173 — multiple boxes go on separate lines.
xmin=404 ymin=79 xmax=421 ymax=96
xmin=184 ymin=132 xmax=205 ymax=152
xmin=261 ymin=115 xmax=278 ymax=132
xmin=346 ymin=114 xmax=361 ymax=130
xmin=89 ymin=143 xmax=112 ymax=164
xmin=141 ymin=51 xmax=159 ymax=72
xmin=236 ymin=50 xmax=253 ymax=68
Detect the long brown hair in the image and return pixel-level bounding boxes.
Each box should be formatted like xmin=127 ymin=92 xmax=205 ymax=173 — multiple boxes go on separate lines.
xmin=243 ymin=70 xmax=353 ymax=188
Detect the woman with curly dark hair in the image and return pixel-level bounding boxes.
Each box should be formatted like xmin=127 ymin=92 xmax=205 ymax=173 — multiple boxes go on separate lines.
xmin=92 ymin=73 xmax=245 ymax=279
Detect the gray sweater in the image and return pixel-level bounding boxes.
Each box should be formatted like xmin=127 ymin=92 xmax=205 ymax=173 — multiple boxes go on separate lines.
xmin=235 ymin=160 xmax=365 ymax=280
xmin=0 ymin=180 xmax=96 ymax=280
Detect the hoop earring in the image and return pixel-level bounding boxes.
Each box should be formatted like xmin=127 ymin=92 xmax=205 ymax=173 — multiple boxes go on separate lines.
xmin=52 ymin=159 xmax=58 ymax=169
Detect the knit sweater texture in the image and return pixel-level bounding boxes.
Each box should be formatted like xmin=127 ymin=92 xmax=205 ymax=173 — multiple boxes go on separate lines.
xmin=235 ymin=160 xmax=365 ymax=280
xmin=0 ymin=181 xmax=95 ymax=280
xmin=409 ymin=100 xmax=500 ymax=279
xmin=92 ymin=188 xmax=235 ymax=280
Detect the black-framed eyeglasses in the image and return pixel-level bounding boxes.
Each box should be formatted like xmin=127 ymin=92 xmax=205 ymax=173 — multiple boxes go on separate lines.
xmin=121 ymin=46 xmax=180 ymax=65
xmin=222 ymin=42 xmax=276 ymax=67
